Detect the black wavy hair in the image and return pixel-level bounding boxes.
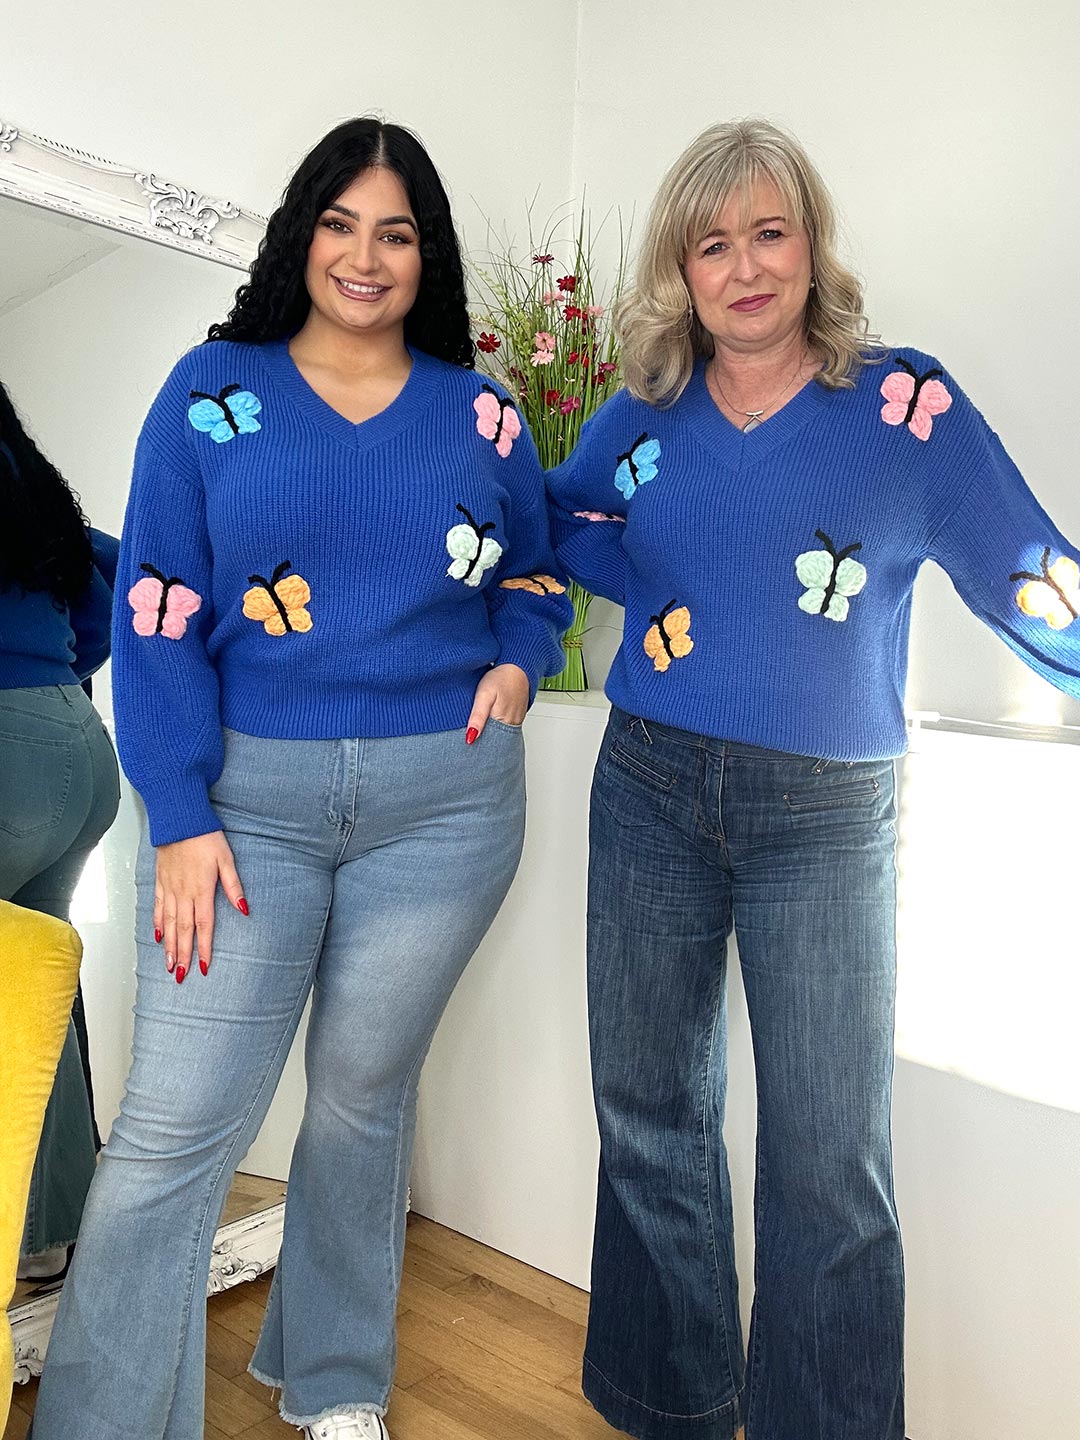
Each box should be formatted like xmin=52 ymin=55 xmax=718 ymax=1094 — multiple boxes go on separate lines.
xmin=0 ymin=381 xmax=93 ymax=607
xmin=208 ymin=117 xmax=474 ymax=367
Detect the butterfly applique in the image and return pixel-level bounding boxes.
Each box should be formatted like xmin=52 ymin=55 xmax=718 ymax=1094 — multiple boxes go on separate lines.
xmin=795 ymin=530 xmax=867 ymax=621
xmin=473 ymin=385 xmax=522 ymax=458
xmin=614 ymin=433 xmax=661 ymax=499
xmin=128 ymin=562 xmax=202 ymax=639
xmin=499 ymin=574 xmax=567 ymax=596
xmin=644 ymin=600 xmax=693 ymax=672
xmin=879 ymin=358 xmax=952 ymax=441
xmin=574 ymin=510 xmax=627 ymax=524
xmin=446 ymin=503 xmax=504 ymax=587
xmin=242 ymin=561 xmax=313 ymax=635
xmin=1010 ymin=546 xmax=1080 ymax=630
xmin=188 ymin=384 xmax=262 ymax=444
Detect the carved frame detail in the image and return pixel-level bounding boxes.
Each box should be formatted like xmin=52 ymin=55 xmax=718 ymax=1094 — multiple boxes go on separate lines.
xmin=0 ymin=117 xmax=265 ymax=270
xmin=11 ymin=1203 xmax=285 ymax=1381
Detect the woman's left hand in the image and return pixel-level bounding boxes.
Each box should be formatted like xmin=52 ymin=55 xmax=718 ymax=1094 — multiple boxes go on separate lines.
xmin=466 ymin=664 xmax=530 ymax=743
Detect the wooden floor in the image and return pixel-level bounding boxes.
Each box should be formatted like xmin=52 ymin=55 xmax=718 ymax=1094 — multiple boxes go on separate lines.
xmin=8 ymin=1210 xmax=612 ymax=1439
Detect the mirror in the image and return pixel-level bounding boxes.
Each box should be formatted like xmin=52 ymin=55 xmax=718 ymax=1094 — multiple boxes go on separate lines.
xmin=0 ymin=182 xmax=286 ymax=1383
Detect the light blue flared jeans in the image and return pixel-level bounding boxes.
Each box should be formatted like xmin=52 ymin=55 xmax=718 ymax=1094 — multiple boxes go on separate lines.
xmin=31 ymin=721 xmax=526 ymax=1437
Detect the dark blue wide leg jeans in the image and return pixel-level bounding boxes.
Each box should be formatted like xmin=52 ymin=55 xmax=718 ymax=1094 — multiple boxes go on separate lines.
xmin=584 ymin=707 xmax=904 ymax=1440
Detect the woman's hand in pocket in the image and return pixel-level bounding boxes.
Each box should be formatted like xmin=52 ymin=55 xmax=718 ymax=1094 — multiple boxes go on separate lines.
xmin=465 ymin=664 xmax=530 ymax=743
xmin=154 ymin=831 xmax=247 ymax=983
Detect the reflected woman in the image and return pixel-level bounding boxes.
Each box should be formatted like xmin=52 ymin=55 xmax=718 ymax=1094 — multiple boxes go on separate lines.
xmin=0 ymin=382 xmax=120 ymax=1280
xmin=31 ymin=118 xmax=570 ymax=1440
xmin=548 ymin=118 xmax=1080 ymax=1440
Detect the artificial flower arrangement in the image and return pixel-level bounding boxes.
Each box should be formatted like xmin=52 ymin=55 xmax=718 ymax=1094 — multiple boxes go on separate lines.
xmin=472 ymin=213 xmax=627 ymax=690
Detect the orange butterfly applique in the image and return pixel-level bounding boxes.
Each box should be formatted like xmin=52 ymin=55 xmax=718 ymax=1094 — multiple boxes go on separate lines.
xmin=242 ymin=561 xmax=313 ymax=635
xmin=499 ymin=574 xmax=567 ymax=596
xmin=1010 ymin=547 xmax=1080 ymax=631
xmin=644 ymin=600 xmax=694 ymax=672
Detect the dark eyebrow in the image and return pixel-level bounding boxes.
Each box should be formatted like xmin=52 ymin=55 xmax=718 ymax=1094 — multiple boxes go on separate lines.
xmin=326 ymin=203 xmax=418 ymax=232
xmin=700 ymin=214 xmax=788 ymax=240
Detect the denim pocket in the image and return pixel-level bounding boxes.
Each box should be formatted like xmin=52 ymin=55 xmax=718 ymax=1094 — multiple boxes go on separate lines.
xmin=0 ymin=733 xmax=74 ymax=837
xmin=606 ymin=737 xmax=676 ymax=792
xmin=783 ymin=762 xmax=883 ymax=814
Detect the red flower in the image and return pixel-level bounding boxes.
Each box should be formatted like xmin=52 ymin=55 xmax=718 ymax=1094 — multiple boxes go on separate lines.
xmin=545 ymin=388 xmax=562 ymax=405
xmin=533 ymin=253 xmax=555 ymax=266
xmin=563 ymin=305 xmax=583 ymax=322
xmin=580 ymin=352 xmax=591 ymax=368
xmin=560 ymin=396 xmax=582 ymax=415
xmin=597 ymin=361 xmax=617 ymax=378
xmin=557 ymin=275 xmax=577 ymax=293
xmin=477 ymin=332 xmax=500 ymax=354
xmin=567 ymin=350 xmax=579 ymax=364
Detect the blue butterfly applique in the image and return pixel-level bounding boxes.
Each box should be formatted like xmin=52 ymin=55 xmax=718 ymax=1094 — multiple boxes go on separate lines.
xmin=187 ymin=384 xmax=262 ymax=444
xmin=614 ymin=432 xmax=661 ymax=499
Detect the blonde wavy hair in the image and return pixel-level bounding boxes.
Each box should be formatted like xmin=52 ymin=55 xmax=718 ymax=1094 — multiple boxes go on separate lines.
xmin=616 ymin=118 xmax=882 ymax=406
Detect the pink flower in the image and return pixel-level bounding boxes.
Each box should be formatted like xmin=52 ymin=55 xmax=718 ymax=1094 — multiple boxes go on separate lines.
xmin=541 ymin=290 xmax=559 ymax=305
xmin=533 ymin=331 xmax=555 ymax=350
xmin=586 ymin=304 xmax=605 ymax=317
xmin=530 ymin=349 xmax=556 ymax=367
xmin=597 ymin=361 xmax=617 ymax=377
xmin=559 ymin=396 xmax=582 ymax=415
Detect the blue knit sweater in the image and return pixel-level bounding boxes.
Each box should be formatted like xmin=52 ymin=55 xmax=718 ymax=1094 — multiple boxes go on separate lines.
xmin=548 ymin=348 xmax=1080 ymax=758
xmin=113 ymin=340 xmax=572 ymax=845
xmin=0 ymin=524 xmax=118 ymax=689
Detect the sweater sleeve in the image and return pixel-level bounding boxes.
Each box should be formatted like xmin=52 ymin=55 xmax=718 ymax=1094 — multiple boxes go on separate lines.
xmin=68 ymin=529 xmax=120 ymax=681
xmin=927 ymin=382 xmax=1080 ymax=698
xmin=545 ymin=403 xmax=629 ymax=606
xmin=483 ymin=417 xmax=574 ymax=701
xmin=111 ymin=411 xmax=224 ymax=845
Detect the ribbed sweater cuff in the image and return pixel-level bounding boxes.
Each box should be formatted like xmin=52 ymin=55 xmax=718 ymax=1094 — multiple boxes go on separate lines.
xmin=136 ymin=770 xmax=221 ymax=847
xmin=493 ymin=623 xmax=564 ymax=704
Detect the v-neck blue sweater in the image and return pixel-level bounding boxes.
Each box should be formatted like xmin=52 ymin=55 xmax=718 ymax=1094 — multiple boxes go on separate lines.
xmin=112 ymin=340 xmax=572 ymax=845
xmin=548 ymin=347 xmax=1080 ymax=758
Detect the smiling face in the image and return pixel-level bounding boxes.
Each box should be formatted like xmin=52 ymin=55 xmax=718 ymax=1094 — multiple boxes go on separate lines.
xmin=303 ymin=166 xmax=422 ymax=341
xmin=682 ymin=178 xmax=813 ymax=359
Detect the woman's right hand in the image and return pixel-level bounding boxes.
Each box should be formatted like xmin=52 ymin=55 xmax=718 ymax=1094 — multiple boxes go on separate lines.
xmin=154 ymin=831 xmax=247 ymax=983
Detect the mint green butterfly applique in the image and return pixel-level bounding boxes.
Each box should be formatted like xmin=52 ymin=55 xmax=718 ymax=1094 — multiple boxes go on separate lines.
xmin=795 ymin=530 xmax=867 ymax=622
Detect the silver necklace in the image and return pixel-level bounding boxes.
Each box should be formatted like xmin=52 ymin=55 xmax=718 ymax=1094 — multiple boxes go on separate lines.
xmin=708 ymin=354 xmax=806 ymax=434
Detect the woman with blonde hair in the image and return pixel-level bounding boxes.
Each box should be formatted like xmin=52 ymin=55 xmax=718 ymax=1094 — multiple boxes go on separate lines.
xmin=549 ymin=118 xmax=1080 ymax=1439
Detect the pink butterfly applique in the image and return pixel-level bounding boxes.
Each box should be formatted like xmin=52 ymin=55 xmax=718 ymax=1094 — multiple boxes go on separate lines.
xmin=474 ymin=385 xmax=522 ymax=458
xmin=574 ymin=510 xmax=627 ymax=523
xmin=880 ymin=357 xmax=952 ymax=441
xmin=128 ymin=563 xmax=202 ymax=639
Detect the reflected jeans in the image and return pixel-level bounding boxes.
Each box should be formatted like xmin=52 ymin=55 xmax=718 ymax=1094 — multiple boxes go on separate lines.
xmin=31 ymin=721 xmax=526 ymax=1438
xmin=584 ymin=707 xmax=903 ymax=1440
xmin=0 ymin=684 xmax=120 ymax=1255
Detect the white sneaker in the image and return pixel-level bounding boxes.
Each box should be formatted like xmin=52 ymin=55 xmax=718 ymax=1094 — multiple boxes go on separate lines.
xmin=305 ymin=1413 xmax=389 ymax=1440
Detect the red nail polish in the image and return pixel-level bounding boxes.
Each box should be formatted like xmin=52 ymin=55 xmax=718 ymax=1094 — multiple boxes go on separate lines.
xmin=176 ymin=965 xmax=187 ymax=985
xmin=237 ymin=897 xmax=249 ymax=916
xmin=466 ymin=727 xmax=479 ymax=745
xmin=154 ymin=928 xmax=163 ymax=944
xmin=199 ymin=959 xmax=208 ymax=977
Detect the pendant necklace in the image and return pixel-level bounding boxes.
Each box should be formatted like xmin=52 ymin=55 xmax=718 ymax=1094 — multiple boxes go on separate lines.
xmin=708 ymin=353 xmax=807 ymax=434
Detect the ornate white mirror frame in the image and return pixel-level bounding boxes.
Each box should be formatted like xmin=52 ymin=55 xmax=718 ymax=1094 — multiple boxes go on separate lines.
xmin=0 ymin=116 xmax=266 ymax=271
xmin=1 ymin=116 xmax=283 ymax=1384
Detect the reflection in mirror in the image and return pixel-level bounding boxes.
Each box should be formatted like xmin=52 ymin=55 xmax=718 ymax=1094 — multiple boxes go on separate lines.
xmin=0 ymin=195 xmax=284 ymax=1369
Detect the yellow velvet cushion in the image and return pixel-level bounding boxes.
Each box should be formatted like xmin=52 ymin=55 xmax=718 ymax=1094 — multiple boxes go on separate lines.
xmin=0 ymin=899 xmax=83 ymax=1431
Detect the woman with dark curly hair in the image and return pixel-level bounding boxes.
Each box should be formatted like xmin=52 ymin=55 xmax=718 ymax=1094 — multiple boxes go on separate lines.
xmin=31 ymin=118 xmax=571 ymax=1440
xmin=0 ymin=382 xmax=120 ymax=1279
